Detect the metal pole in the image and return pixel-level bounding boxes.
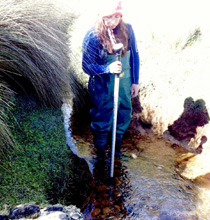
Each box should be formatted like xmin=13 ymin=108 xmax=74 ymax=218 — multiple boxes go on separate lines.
xmin=110 ymin=43 xmax=123 ymax=178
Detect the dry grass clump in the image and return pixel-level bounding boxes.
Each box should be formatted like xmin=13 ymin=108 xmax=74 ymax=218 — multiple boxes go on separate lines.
xmin=0 ymin=82 xmax=15 ymax=152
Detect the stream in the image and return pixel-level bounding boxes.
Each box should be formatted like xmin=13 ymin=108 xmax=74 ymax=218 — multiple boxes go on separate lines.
xmin=62 ymin=103 xmax=210 ymax=220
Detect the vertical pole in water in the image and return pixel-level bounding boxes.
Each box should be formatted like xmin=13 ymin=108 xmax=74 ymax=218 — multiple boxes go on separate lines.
xmin=110 ymin=43 xmax=123 ymax=178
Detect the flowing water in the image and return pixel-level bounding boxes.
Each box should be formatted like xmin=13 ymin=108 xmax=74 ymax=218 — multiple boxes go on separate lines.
xmin=62 ymin=103 xmax=210 ymax=219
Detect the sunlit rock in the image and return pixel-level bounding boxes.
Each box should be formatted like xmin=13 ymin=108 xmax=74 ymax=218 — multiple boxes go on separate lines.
xmin=4 ymin=204 xmax=84 ymax=220
xmin=8 ymin=204 xmax=40 ymax=219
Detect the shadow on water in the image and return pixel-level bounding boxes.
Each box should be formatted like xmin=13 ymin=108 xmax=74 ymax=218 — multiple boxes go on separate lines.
xmin=47 ymin=149 xmax=94 ymax=210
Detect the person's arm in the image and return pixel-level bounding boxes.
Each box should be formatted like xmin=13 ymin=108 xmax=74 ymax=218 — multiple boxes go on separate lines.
xmin=82 ymin=29 xmax=110 ymax=75
xmin=129 ymin=24 xmax=140 ymax=97
xmin=129 ymin=24 xmax=140 ymax=84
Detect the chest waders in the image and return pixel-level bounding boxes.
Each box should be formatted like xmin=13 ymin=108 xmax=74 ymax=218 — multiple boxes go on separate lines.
xmin=88 ymin=50 xmax=132 ymax=164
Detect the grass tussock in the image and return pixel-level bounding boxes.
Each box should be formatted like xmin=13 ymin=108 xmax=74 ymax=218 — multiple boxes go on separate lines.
xmin=0 ymin=82 xmax=15 ymax=152
xmin=0 ymin=0 xmax=79 ymax=152
xmin=0 ymin=0 xmax=75 ymax=106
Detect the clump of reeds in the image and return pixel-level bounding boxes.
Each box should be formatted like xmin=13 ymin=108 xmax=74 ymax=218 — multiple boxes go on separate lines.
xmin=0 ymin=0 xmax=75 ymax=106
xmin=0 ymin=0 xmax=77 ymax=150
xmin=0 ymin=82 xmax=15 ymax=152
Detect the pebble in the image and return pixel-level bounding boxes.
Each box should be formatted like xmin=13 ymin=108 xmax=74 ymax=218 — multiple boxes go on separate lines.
xmin=102 ymin=207 xmax=111 ymax=215
xmin=91 ymin=208 xmax=100 ymax=217
xmin=130 ymin=153 xmax=137 ymax=159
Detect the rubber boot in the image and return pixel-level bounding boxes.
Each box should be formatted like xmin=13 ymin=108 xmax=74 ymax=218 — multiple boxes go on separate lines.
xmin=115 ymin=134 xmax=123 ymax=157
xmin=93 ymin=132 xmax=108 ymax=160
xmin=115 ymin=134 xmax=130 ymax=161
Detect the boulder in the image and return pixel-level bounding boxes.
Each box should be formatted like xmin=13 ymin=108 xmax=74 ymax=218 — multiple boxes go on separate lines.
xmin=0 ymin=204 xmax=83 ymax=220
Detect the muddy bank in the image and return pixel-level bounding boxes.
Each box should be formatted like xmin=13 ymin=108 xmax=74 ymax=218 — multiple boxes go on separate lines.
xmin=129 ymin=39 xmax=210 ymax=184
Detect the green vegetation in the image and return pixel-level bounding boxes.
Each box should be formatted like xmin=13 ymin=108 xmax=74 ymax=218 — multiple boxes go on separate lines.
xmin=0 ymin=98 xmax=72 ymax=209
xmin=0 ymin=0 xmax=90 ymax=211
xmin=181 ymin=28 xmax=201 ymax=49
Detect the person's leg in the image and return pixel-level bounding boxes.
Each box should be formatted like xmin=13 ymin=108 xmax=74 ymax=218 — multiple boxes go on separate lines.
xmin=115 ymin=77 xmax=132 ymax=155
xmin=92 ymin=131 xmax=109 ymax=159
xmin=89 ymin=75 xmax=114 ymax=158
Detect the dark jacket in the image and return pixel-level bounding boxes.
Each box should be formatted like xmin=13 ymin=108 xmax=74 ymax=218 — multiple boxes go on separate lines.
xmin=82 ymin=23 xmax=140 ymax=84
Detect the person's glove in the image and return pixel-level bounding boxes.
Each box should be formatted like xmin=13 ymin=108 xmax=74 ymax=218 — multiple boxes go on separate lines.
xmin=109 ymin=61 xmax=122 ymax=74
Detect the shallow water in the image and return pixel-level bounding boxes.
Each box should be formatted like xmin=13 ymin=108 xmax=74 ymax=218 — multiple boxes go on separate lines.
xmin=63 ymin=104 xmax=210 ymax=219
xmin=73 ymin=136 xmax=185 ymax=219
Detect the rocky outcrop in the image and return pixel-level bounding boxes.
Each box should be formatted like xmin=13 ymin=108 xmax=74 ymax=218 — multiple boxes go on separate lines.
xmin=0 ymin=204 xmax=83 ymax=220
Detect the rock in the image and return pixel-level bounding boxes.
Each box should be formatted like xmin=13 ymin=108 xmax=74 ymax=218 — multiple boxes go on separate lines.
xmin=39 ymin=205 xmax=83 ymax=220
xmin=130 ymin=153 xmax=137 ymax=159
xmin=38 ymin=211 xmax=69 ymax=220
xmin=44 ymin=205 xmax=63 ymax=212
xmin=114 ymin=205 xmax=120 ymax=211
xmin=3 ymin=204 xmax=83 ymax=220
xmin=102 ymin=207 xmax=111 ymax=215
xmin=63 ymin=206 xmax=83 ymax=220
xmin=91 ymin=208 xmax=100 ymax=217
xmin=8 ymin=204 xmax=40 ymax=219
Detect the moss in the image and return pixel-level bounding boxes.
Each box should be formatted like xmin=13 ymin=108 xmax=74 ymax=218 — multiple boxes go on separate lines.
xmin=0 ymin=97 xmax=73 ymax=209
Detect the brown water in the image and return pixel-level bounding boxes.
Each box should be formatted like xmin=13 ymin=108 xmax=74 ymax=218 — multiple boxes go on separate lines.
xmin=71 ymin=129 xmax=210 ymax=219
xmin=63 ymin=104 xmax=210 ymax=219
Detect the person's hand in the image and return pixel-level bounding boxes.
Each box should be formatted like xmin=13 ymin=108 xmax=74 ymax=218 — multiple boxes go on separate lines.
xmin=109 ymin=61 xmax=122 ymax=74
xmin=131 ymin=84 xmax=139 ymax=98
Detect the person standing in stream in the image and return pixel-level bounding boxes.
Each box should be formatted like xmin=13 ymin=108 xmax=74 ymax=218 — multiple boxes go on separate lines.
xmin=82 ymin=1 xmax=140 ymax=160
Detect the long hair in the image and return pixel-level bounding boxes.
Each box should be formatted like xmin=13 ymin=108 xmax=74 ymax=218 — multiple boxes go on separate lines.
xmin=95 ymin=18 xmax=129 ymax=57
